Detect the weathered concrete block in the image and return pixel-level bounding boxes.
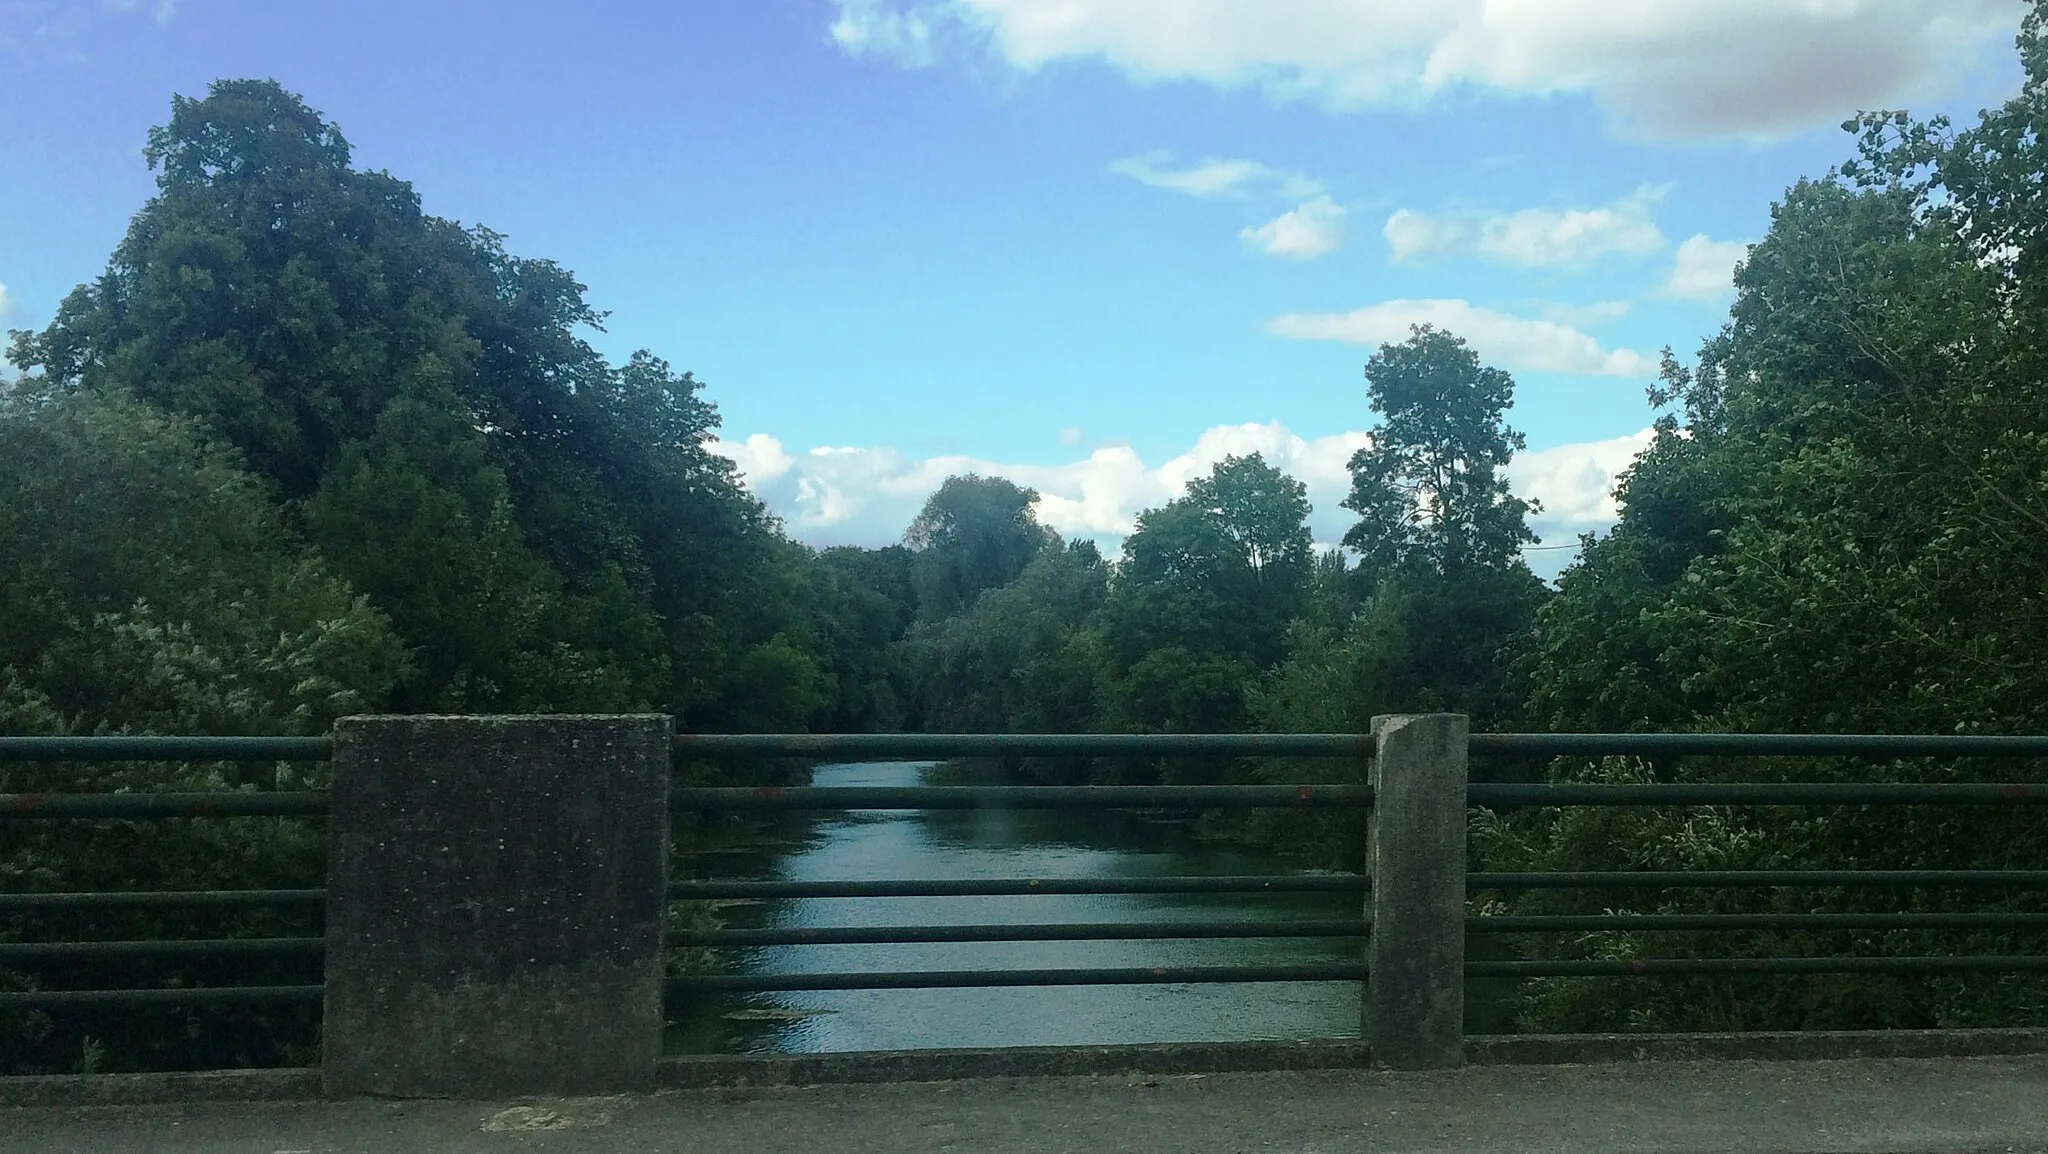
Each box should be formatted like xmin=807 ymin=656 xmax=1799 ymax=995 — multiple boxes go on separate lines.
xmin=1366 ymin=713 xmax=1468 ymax=1070
xmin=323 ymin=715 xmax=671 ymax=1098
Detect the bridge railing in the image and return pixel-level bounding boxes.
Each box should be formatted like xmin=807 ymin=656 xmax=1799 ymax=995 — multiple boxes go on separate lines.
xmin=4 ymin=715 xmax=2048 ymax=1095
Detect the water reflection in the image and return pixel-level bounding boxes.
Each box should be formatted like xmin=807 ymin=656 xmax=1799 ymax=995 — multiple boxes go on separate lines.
xmin=667 ymin=760 xmax=1364 ymax=1054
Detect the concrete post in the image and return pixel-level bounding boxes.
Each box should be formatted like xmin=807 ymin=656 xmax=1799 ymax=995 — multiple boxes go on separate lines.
xmin=1366 ymin=713 xmax=1469 ymax=1069
xmin=323 ymin=715 xmax=672 ymax=1098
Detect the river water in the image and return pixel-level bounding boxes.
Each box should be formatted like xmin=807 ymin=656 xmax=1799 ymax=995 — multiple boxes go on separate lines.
xmin=666 ymin=760 xmax=1365 ymax=1054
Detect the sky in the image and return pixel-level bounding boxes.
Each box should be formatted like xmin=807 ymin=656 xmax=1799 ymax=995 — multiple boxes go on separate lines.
xmin=0 ymin=0 xmax=2031 ymax=578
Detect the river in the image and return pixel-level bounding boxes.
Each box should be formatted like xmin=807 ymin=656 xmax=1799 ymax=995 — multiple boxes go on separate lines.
xmin=666 ymin=760 xmax=1365 ymax=1054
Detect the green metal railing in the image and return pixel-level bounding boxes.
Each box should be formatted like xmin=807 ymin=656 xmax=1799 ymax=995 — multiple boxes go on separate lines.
xmin=661 ymin=730 xmax=2048 ymax=999
xmin=0 ymin=737 xmax=331 ymax=1014
xmin=5 ymin=728 xmax=2048 ymax=1026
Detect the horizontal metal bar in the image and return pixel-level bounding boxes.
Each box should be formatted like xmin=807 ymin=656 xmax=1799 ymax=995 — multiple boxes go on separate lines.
xmin=670 ymin=920 xmax=1367 ymax=946
xmin=1470 ymin=733 xmax=2048 ymax=758
xmin=667 ymin=963 xmax=1371 ymax=993
xmin=0 ymin=938 xmax=324 ymax=963
xmin=675 ymin=731 xmax=2048 ymax=761
xmin=1471 ymin=956 xmax=2048 ymax=977
xmin=1469 ymin=782 xmax=2048 ymax=806
xmin=676 ymin=733 xmax=1376 ymax=759
xmin=0 ymin=985 xmax=325 ymax=1008
xmin=670 ymin=784 xmax=1372 ymax=812
xmin=669 ymin=875 xmax=1370 ymax=899
xmin=1468 ymin=870 xmax=2048 ymax=890
xmin=0 ymin=792 xmax=329 ymax=820
xmin=1471 ymin=912 xmax=2048 ymax=934
xmin=0 ymin=736 xmax=332 ymax=763
xmin=8 ymin=731 xmax=2047 ymax=764
xmin=0 ymin=889 xmax=326 ymax=912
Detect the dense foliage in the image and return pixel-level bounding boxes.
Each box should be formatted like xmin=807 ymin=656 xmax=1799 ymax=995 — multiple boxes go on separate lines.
xmin=0 ymin=80 xmax=917 ymax=1073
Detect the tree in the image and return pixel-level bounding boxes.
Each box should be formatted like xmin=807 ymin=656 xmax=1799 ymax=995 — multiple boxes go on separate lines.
xmin=902 ymin=474 xmax=1055 ymax=620
xmin=0 ymin=388 xmax=408 ymax=1075
xmin=7 ymin=79 xmax=790 ymax=726
xmin=0 ymin=388 xmax=407 ymax=737
xmin=1497 ymin=21 xmax=2048 ymax=1032
xmin=800 ymin=545 xmax=918 ymax=733
xmin=1082 ymin=453 xmax=1316 ymax=743
xmin=1311 ymin=328 xmax=1548 ymax=726
xmin=1342 ymin=325 xmax=1539 ymax=578
xmin=905 ymin=540 xmax=1109 ymax=736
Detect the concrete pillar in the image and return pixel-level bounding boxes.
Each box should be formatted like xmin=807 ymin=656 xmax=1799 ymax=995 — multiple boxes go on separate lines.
xmin=323 ymin=715 xmax=672 ymax=1098
xmin=1366 ymin=713 xmax=1469 ymax=1069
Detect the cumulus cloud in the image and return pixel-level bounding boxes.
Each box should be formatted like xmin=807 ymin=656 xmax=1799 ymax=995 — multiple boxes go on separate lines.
xmin=710 ymin=421 xmax=1370 ymax=551
xmin=714 ymin=419 xmax=1654 ymax=579
xmin=1241 ymin=196 xmax=1346 ymax=259
xmin=1509 ymin=426 xmax=1658 ymax=578
xmin=827 ymin=0 xmax=2021 ymax=140
xmin=1107 ymin=151 xmax=1321 ymax=199
xmin=707 ymin=432 xmax=796 ymax=485
xmin=1660 ymin=233 xmax=1751 ymax=300
xmin=1267 ymin=298 xmax=1659 ymax=378
xmin=1508 ymin=428 xmax=1655 ymax=530
xmin=1384 ymin=185 xmax=1667 ymax=267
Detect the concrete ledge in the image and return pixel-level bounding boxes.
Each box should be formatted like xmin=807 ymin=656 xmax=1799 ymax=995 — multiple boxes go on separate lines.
xmin=8 ymin=1028 xmax=2048 ymax=1105
xmin=0 ymin=1067 xmax=318 ymax=1108
xmin=1466 ymin=1026 xmax=2048 ymax=1066
xmin=658 ymin=1039 xmax=1374 ymax=1088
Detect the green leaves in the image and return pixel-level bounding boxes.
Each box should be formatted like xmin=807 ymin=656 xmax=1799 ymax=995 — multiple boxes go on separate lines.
xmin=1342 ymin=324 xmax=1538 ymax=578
xmin=8 ymin=78 xmax=803 ymax=727
xmin=1497 ymin=15 xmax=2048 ymax=1032
xmin=903 ymin=474 xmax=1055 ymax=621
xmin=0 ymin=389 xmax=408 ymax=736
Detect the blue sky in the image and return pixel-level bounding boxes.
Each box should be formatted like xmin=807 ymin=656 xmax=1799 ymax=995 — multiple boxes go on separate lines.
xmin=0 ymin=0 xmax=2029 ymax=576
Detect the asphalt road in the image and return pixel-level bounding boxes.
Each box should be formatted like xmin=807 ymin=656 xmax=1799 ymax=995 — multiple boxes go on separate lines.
xmin=4 ymin=1054 xmax=2047 ymax=1153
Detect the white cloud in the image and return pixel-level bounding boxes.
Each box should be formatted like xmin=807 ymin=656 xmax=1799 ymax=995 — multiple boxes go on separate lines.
xmin=0 ymin=283 xmax=18 ymax=322
xmin=828 ymin=0 xmax=947 ymax=66
xmin=1509 ymin=426 xmax=1658 ymax=579
xmin=1385 ymin=185 xmax=1667 ymax=267
xmin=1241 ymin=196 xmax=1346 ymax=259
xmin=1267 ymin=298 xmax=1659 ymax=378
xmin=829 ymin=0 xmax=2021 ymax=141
xmin=1508 ymin=428 xmax=1655 ymax=529
xmin=1107 ymin=151 xmax=1321 ymax=199
xmin=1058 ymin=426 xmax=1084 ymax=446
xmin=714 ymin=420 xmax=1654 ymax=581
xmin=1382 ymin=209 xmax=1472 ymax=263
xmin=1660 ymin=233 xmax=1751 ymax=300
xmin=711 ymin=421 xmax=1370 ymax=551
xmin=707 ymin=433 xmax=796 ymax=485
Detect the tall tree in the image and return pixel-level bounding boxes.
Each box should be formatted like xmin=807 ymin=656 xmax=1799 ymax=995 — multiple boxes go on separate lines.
xmin=902 ymin=474 xmax=1054 ymax=620
xmin=1342 ymin=325 xmax=1539 ymax=578
xmin=1320 ymin=328 xmax=1548 ymax=724
xmin=7 ymin=79 xmax=789 ymax=725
